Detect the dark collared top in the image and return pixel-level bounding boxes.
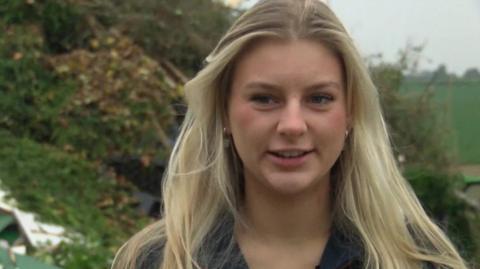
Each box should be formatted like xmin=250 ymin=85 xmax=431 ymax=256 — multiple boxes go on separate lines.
xmin=315 ymin=231 xmax=363 ymax=269
xmin=221 ymin=229 xmax=363 ymax=269
xmin=138 ymin=220 xmax=363 ymax=269
xmin=137 ymin=223 xmax=438 ymax=269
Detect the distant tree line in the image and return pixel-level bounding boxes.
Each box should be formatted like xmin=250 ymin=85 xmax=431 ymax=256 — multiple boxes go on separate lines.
xmin=406 ymin=65 xmax=480 ymax=82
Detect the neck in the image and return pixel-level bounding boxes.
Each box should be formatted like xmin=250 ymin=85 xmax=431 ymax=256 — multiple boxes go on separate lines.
xmin=238 ymin=175 xmax=332 ymax=244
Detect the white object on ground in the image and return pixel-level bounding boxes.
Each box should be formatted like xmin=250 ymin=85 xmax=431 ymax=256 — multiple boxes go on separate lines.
xmin=0 ymin=179 xmax=73 ymax=250
xmin=13 ymin=209 xmax=69 ymax=249
xmin=11 ymin=245 xmax=26 ymax=255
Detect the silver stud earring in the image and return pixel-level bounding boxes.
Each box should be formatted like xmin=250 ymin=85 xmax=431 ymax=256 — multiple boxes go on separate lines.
xmin=223 ymin=127 xmax=231 ymax=148
xmin=345 ymin=130 xmax=349 ymax=138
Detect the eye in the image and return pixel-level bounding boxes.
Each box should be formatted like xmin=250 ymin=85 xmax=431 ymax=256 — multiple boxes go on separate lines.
xmin=249 ymin=94 xmax=278 ymax=105
xmin=308 ymin=94 xmax=334 ymax=105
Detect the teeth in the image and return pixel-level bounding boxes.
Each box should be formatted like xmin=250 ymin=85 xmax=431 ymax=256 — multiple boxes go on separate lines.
xmin=275 ymin=151 xmax=305 ymax=158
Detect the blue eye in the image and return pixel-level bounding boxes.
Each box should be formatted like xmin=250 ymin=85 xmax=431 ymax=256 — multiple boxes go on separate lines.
xmin=309 ymin=94 xmax=333 ymax=104
xmin=250 ymin=95 xmax=278 ymax=105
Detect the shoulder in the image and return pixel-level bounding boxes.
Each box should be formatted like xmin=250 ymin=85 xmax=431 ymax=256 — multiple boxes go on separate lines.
xmin=132 ymin=215 xmax=233 ymax=269
xmin=112 ymin=221 xmax=166 ymax=269
xmin=317 ymin=228 xmax=363 ymax=269
xmin=135 ymin=242 xmax=165 ymax=269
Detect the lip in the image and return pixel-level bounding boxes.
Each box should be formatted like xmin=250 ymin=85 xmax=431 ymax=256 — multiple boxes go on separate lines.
xmin=268 ymin=148 xmax=313 ymax=152
xmin=267 ymin=150 xmax=313 ymax=168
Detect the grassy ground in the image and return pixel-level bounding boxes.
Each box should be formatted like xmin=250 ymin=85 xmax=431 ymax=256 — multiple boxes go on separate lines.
xmin=0 ymin=130 xmax=152 ymax=269
xmin=401 ymin=80 xmax=480 ymax=164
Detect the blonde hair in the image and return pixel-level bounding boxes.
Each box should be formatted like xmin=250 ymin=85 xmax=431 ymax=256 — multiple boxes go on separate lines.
xmin=112 ymin=0 xmax=469 ymax=268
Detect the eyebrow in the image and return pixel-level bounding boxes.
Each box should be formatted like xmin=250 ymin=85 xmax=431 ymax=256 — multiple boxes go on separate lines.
xmin=243 ymin=81 xmax=343 ymax=92
xmin=243 ymin=82 xmax=282 ymax=91
xmin=305 ymin=81 xmax=343 ymax=92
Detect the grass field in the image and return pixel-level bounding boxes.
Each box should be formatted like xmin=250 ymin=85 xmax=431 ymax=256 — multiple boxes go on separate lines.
xmin=401 ymin=80 xmax=480 ymax=164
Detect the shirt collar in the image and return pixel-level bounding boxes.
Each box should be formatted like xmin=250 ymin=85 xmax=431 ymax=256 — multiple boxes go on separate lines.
xmin=222 ymin=227 xmax=363 ymax=269
xmin=316 ymin=229 xmax=363 ymax=269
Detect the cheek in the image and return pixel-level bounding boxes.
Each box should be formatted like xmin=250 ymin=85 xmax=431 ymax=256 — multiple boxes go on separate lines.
xmin=230 ymin=103 xmax=256 ymax=130
xmin=229 ymin=104 xmax=258 ymax=163
xmin=228 ymin=102 xmax=270 ymax=157
xmin=330 ymin=109 xmax=348 ymax=129
xmin=317 ymin=108 xmax=348 ymax=138
xmin=229 ymin=100 xmax=271 ymax=137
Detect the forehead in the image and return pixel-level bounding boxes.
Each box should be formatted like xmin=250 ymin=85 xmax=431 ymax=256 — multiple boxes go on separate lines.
xmin=230 ymin=38 xmax=344 ymax=90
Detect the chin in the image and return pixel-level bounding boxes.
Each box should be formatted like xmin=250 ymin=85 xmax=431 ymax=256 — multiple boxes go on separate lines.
xmin=264 ymin=173 xmax=326 ymax=196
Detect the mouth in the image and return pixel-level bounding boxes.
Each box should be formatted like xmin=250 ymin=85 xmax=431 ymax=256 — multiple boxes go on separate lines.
xmin=267 ymin=149 xmax=313 ymax=168
xmin=268 ymin=149 xmax=314 ymax=159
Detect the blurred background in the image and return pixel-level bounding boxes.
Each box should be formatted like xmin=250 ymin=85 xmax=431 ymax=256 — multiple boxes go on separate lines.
xmin=0 ymin=0 xmax=478 ymax=268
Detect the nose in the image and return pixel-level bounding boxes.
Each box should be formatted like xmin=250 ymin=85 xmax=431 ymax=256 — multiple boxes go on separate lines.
xmin=276 ymin=101 xmax=307 ymax=137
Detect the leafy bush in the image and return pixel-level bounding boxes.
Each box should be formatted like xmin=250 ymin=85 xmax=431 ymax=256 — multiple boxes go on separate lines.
xmin=0 ymin=17 xmax=178 ymax=160
xmin=371 ymin=62 xmax=454 ymax=170
xmin=0 ymin=0 xmax=39 ymax=24
xmin=405 ymin=168 xmax=477 ymax=260
xmin=41 ymin=0 xmax=92 ymax=53
xmin=45 ymin=32 xmax=178 ymax=160
xmin=85 ymin=0 xmax=237 ymax=74
xmin=0 ymin=22 xmax=75 ymax=142
xmin=0 ymin=0 xmax=90 ymax=53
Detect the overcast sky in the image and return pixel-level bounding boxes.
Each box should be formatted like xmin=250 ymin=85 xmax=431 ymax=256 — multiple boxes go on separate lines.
xmin=240 ymin=0 xmax=480 ymax=75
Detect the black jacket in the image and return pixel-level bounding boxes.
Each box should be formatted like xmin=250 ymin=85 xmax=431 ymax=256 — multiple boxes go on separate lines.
xmin=137 ymin=223 xmax=363 ymax=269
xmin=136 ymin=216 xmax=435 ymax=269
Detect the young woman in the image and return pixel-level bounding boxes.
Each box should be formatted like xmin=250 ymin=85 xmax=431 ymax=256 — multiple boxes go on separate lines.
xmin=112 ymin=0 xmax=469 ymax=268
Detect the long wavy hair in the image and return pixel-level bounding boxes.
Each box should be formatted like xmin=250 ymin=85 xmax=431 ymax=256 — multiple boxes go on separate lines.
xmin=112 ymin=0 xmax=469 ymax=268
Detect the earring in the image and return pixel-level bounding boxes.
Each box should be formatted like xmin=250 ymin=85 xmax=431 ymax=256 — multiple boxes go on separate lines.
xmin=342 ymin=130 xmax=350 ymax=152
xmin=223 ymin=127 xmax=231 ymax=148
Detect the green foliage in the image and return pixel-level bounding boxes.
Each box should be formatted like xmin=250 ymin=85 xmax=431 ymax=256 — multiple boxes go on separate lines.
xmin=44 ymin=32 xmax=177 ymax=160
xmin=370 ymin=51 xmax=480 ymax=264
xmin=0 ymin=1 xmax=180 ymax=267
xmin=0 ymin=0 xmax=91 ymax=53
xmin=401 ymin=80 xmax=480 ymax=164
xmin=39 ymin=240 xmax=114 ymax=269
xmin=0 ymin=22 xmax=76 ymax=142
xmin=41 ymin=0 xmax=91 ymax=53
xmin=462 ymin=68 xmax=480 ymax=80
xmin=371 ymin=62 xmax=454 ymax=169
xmin=0 ymin=14 xmax=177 ymax=160
xmin=0 ymin=0 xmax=39 ymax=24
xmin=405 ymin=168 xmax=476 ymax=259
xmin=0 ymin=130 xmax=151 ymax=269
xmin=88 ymin=0 xmax=237 ymax=74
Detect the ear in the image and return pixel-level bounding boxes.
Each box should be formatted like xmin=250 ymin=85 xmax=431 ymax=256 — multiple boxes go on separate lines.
xmin=346 ymin=113 xmax=353 ymax=133
xmin=222 ymin=112 xmax=231 ymax=134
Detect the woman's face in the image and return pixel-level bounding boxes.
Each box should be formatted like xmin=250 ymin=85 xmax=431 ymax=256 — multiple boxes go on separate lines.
xmin=227 ymin=38 xmax=349 ymax=196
